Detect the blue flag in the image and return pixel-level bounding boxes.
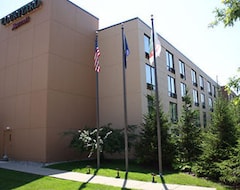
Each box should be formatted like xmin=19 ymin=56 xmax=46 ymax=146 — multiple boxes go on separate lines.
xmin=123 ymin=34 xmax=130 ymax=68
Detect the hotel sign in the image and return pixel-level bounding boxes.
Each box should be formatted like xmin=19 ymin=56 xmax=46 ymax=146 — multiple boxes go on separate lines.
xmin=1 ymin=0 xmax=42 ymax=26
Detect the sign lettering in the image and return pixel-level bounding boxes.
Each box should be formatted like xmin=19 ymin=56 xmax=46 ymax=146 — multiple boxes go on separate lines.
xmin=1 ymin=0 xmax=42 ymax=26
xmin=12 ymin=16 xmax=30 ymax=31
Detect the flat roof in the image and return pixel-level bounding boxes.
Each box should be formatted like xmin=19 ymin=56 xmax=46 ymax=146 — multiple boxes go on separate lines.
xmin=66 ymin=0 xmax=99 ymax=20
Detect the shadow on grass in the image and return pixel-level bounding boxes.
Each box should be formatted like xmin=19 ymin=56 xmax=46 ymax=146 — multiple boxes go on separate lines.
xmin=77 ymin=167 xmax=131 ymax=190
xmin=160 ymin=174 xmax=169 ymax=190
xmin=78 ymin=168 xmax=99 ymax=190
xmin=0 ymin=168 xmax=42 ymax=190
xmin=47 ymin=159 xmax=169 ymax=176
xmin=121 ymin=172 xmax=128 ymax=190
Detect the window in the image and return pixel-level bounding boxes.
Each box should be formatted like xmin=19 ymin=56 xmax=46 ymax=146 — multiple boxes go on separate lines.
xmin=180 ymin=82 xmax=186 ymax=98
xmin=193 ymin=89 xmax=199 ymax=106
xmin=168 ymin=76 xmax=177 ymax=98
xmin=207 ymin=81 xmax=212 ymax=95
xmin=179 ymin=60 xmax=186 ymax=79
xmin=169 ymin=102 xmax=178 ymax=123
xmin=201 ymin=93 xmax=205 ymax=108
xmin=147 ymin=95 xmax=154 ymax=113
xmin=145 ymin=64 xmax=155 ymax=90
xmin=166 ymin=51 xmax=175 ymax=73
xmin=199 ymin=75 xmax=204 ymax=90
xmin=191 ymin=69 xmax=197 ymax=87
xmin=212 ymin=85 xmax=216 ymax=97
xmin=144 ymin=34 xmax=150 ymax=59
xmin=203 ymin=112 xmax=207 ymax=127
xmin=208 ymin=97 xmax=213 ymax=111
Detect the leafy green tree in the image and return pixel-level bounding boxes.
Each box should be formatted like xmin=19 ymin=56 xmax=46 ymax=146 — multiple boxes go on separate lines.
xmin=195 ymin=96 xmax=238 ymax=181
xmin=66 ymin=125 xmax=112 ymax=158
xmin=135 ymin=95 xmax=176 ymax=169
xmin=66 ymin=123 xmax=137 ymax=159
xmin=211 ymin=97 xmax=238 ymax=152
xmin=210 ymin=0 xmax=240 ymax=27
xmin=218 ymin=139 xmax=240 ymax=187
xmin=101 ymin=124 xmax=137 ymax=155
xmin=225 ymin=67 xmax=240 ymax=105
xmin=218 ymin=70 xmax=240 ymax=186
xmin=174 ymin=90 xmax=202 ymax=171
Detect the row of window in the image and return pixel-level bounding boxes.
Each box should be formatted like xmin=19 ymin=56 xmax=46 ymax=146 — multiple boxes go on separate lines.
xmin=144 ymin=34 xmax=216 ymax=98
xmin=169 ymin=75 xmax=213 ymax=110
xmin=144 ymin=34 xmax=213 ymax=127
xmin=146 ymin=64 xmax=214 ymax=110
xmin=148 ymin=95 xmax=208 ymax=127
xmin=169 ymin=101 xmax=208 ymax=127
xmin=166 ymin=50 xmax=217 ymax=97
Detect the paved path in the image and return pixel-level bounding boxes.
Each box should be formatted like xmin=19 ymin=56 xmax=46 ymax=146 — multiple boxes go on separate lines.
xmin=0 ymin=161 xmax=216 ymax=190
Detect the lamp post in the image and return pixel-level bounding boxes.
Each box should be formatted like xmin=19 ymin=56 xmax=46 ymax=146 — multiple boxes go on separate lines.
xmin=2 ymin=126 xmax=11 ymax=161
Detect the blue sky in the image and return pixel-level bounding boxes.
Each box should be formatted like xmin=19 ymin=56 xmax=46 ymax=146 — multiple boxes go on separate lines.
xmin=0 ymin=0 xmax=239 ymax=85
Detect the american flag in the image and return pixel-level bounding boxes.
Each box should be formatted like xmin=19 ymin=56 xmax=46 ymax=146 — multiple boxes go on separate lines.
xmin=94 ymin=36 xmax=101 ymax=72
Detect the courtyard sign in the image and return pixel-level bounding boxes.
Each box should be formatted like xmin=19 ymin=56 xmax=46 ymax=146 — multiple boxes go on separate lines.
xmin=1 ymin=0 xmax=42 ymax=26
xmin=12 ymin=16 xmax=30 ymax=31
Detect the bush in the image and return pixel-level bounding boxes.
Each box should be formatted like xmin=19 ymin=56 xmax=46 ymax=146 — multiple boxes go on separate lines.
xmin=65 ymin=123 xmax=137 ymax=159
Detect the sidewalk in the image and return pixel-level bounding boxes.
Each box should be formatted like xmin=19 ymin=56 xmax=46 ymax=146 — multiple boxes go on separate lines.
xmin=0 ymin=161 xmax=216 ymax=190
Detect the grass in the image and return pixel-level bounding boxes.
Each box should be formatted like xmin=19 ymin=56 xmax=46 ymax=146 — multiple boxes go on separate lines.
xmin=47 ymin=159 xmax=232 ymax=190
xmin=0 ymin=168 xmax=132 ymax=190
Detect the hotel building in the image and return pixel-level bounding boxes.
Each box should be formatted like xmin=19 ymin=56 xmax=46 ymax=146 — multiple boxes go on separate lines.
xmin=98 ymin=18 xmax=218 ymax=130
xmin=0 ymin=0 xmax=218 ymax=163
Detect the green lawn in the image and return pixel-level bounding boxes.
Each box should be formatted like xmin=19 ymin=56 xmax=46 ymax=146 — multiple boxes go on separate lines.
xmin=0 ymin=168 xmax=132 ymax=190
xmin=47 ymin=159 xmax=232 ymax=190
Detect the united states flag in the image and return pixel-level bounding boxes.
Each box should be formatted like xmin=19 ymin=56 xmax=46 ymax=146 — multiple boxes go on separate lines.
xmin=94 ymin=36 xmax=101 ymax=72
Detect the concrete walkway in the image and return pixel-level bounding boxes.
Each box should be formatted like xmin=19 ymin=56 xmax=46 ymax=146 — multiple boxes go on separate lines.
xmin=0 ymin=161 xmax=216 ymax=190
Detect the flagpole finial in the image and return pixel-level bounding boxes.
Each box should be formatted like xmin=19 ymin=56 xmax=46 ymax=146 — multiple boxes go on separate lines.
xmin=121 ymin=22 xmax=124 ymax=29
xmin=96 ymin=30 xmax=98 ymax=34
xmin=151 ymin=15 xmax=154 ymax=23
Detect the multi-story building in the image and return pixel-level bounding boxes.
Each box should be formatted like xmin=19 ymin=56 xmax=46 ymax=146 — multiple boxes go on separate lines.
xmin=0 ymin=0 xmax=218 ymax=163
xmin=0 ymin=0 xmax=99 ymax=162
xmin=98 ymin=18 xmax=218 ymax=130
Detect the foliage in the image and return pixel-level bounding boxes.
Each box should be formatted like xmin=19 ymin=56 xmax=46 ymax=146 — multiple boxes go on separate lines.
xmin=135 ymin=95 xmax=176 ymax=169
xmin=194 ymin=96 xmax=239 ymax=184
xmin=101 ymin=124 xmax=137 ymax=155
xmin=211 ymin=97 xmax=238 ymax=151
xmin=66 ymin=124 xmax=112 ymax=158
xmin=218 ymin=140 xmax=240 ymax=187
xmin=65 ymin=123 xmax=137 ymax=159
xmin=174 ymin=90 xmax=202 ymax=171
xmin=225 ymin=67 xmax=240 ymax=105
xmin=210 ymin=0 xmax=240 ymax=27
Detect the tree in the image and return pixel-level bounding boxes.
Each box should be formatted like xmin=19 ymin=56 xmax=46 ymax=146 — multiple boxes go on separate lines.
xmin=218 ymin=139 xmax=240 ymax=187
xmin=66 ymin=123 xmax=137 ymax=159
xmin=174 ymin=90 xmax=202 ymax=171
xmin=66 ymin=125 xmax=112 ymax=158
xmin=135 ymin=95 xmax=176 ymax=169
xmin=195 ymin=96 xmax=238 ymax=181
xmin=217 ymin=70 xmax=240 ymax=186
xmin=225 ymin=67 xmax=240 ymax=105
xmin=210 ymin=0 xmax=240 ymax=27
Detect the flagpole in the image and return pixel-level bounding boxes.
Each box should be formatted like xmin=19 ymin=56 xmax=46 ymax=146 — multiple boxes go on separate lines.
xmin=151 ymin=15 xmax=163 ymax=175
xmin=95 ymin=31 xmax=100 ymax=169
xmin=121 ymin=24 xmax=129 ymax=173
xmin=96 ymin=71 xmax=100 ymax=169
